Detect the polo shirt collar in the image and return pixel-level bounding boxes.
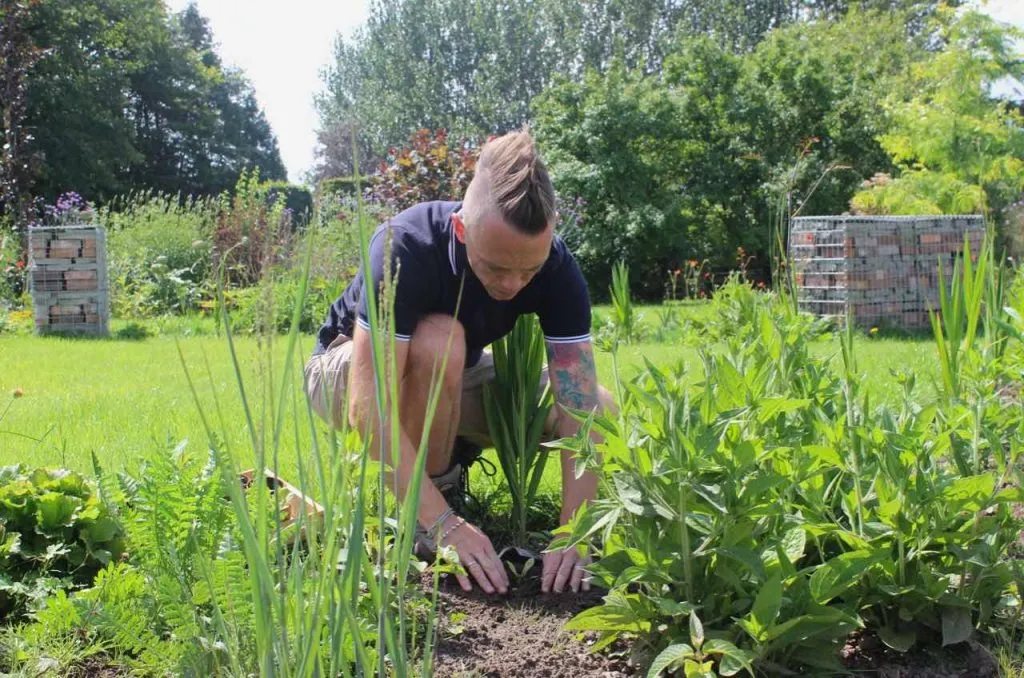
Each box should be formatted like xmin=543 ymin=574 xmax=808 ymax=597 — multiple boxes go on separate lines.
xmin=448 ymin=207 xmax=466 ymax=277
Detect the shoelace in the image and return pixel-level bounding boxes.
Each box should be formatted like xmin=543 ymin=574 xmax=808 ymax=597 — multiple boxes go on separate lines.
xmin=457 ymin=449 xmax=497 ymax=516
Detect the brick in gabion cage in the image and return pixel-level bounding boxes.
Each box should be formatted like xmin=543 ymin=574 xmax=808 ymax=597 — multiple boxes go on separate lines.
xmin=789 ymin=215 xmax=985 ymax=329
xmin=28 ymin=225 xmax=109 ymax=336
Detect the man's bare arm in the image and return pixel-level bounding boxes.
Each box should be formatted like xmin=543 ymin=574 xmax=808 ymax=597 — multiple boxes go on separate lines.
xmin=545 ymin=340 xmax=601 ymax=524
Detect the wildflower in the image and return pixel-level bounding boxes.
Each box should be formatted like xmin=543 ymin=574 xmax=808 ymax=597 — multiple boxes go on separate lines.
xmin=757 ymin=281 xmax=766 ymax=289
xmin=12 ymin=388 xmax=23 ymax=398
xmin=704 ymin=272 xmax=711 ymax=279
xmin=688 ymin=259 xmax=698 ymax=268
xmin=15 ymin=260 xmax=24 ymax=269
xmin=869 ymin=327 xmax=879 ymax=336
xmin=673 ymin=268 xmax=681 ymax=276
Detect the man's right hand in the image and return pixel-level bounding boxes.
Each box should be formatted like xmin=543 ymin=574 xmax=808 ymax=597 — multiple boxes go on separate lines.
xmin=441 ymin=518 xmax=508 ymax=595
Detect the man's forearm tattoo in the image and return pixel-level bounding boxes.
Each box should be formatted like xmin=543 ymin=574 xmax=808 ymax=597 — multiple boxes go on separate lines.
xmin=546 ymin=342 xmax=599 ymax=412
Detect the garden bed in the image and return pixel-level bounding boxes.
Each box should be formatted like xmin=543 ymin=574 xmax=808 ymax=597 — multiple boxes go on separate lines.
xmin=426 ymin=570 xmax=636 ymax=677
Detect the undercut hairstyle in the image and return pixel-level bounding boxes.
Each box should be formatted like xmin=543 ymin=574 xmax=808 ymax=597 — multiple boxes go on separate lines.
xmin=463 ymin=127 xmax=556 ymax=236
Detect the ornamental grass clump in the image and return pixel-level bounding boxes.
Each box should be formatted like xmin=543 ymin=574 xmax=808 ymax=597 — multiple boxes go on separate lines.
xmin=483 ymin=313 xmax=555 ymax=549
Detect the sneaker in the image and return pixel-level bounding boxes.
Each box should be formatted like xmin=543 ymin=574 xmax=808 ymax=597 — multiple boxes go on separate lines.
xmin=413 ymin=460 xmax=466 ymax=560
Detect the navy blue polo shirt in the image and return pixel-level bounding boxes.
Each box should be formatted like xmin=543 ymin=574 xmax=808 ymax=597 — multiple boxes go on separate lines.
xmin=312 ymin=200 xmax=591 ymax=368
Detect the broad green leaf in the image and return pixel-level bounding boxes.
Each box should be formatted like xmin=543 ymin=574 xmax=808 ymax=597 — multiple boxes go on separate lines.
xmin=730 ymin=441 xmax=756 ymax=468
xmin=757 ymin=397 xmax=811 ymax=423
xmin=764 ymin=610 xmax=857 ymax=647
xmin=803 ymin=444 xmax=843 ymax=468
xmin=565 ymin=605 xmax=650 ymax=633
xmin=941 ymin=606 xmax=973 ymax=646
xmin=656 ymin=598 xmax=697 ymax=618
xmin=878 ymin=625 xmax=916 ymax=652
xmin=809 ymin=549 xmax=876 ymax=604
xmin=751 ymin=576 xmax=782 ymax=631
xmin=689 ymin=612 xmax=705 ymax=649
xmin=85 ymin=517 xmax=119 ymax=544
xmin=647 ymin=643 xmax=695 ymax=678
xmin=781 ymin=527 xmax=806 ymax=565
xmin=718 ymin=547 xmax=767 ymax=582
xmin=684 ymin=659 xmax=715 ymax=678
xmin=704 ymin=639 xmax=755 ymax=677
xmin=614 ymin=474 xmax=646 ymax=515
xmin=943 ymin=474 xmax=994 ymax=513
xmin=0 ymin=532 xmax=21 ymax=557
xmin=35 ymin=492 xmax=79 ymax=532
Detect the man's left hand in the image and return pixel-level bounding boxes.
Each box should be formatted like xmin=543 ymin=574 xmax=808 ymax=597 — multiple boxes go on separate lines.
xmin=541 ymin=543 xmax=592 ymax=593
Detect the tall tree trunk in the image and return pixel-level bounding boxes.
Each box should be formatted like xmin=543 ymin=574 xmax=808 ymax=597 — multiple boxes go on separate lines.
xmin=0 ymin=0 xmax=43 ymax=232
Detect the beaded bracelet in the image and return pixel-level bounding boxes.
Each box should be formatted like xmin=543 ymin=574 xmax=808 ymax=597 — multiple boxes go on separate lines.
xmin=438 ymin=516 xmax=466 ymax=544
xmin=429 ymin=507 xmax=456 ymax=538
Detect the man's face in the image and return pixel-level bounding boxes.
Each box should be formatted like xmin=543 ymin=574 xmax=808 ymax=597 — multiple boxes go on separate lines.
xmin=454 ymin=210 xmax=553 ymax=301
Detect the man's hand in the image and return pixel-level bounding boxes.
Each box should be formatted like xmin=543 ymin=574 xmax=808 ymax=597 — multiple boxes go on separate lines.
xmin=541 ymin=543 xmax=591 ymax=593
xmin=441 ymin=518 xmax=509 ymax=595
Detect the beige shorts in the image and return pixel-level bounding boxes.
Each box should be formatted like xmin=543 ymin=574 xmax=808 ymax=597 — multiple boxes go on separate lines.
xmin=303 ymin=334 xmax=550 ymax=447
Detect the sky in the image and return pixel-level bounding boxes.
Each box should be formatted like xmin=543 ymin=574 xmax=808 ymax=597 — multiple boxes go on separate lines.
xmin=166 ymin=0 xmax=370 ymax=184
xmin=167 ymin=0 xmax=1023 ymax=185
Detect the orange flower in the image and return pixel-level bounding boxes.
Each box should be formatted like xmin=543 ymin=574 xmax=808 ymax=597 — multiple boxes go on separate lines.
xmin=688 ymin=259 xmax=698 ymax=268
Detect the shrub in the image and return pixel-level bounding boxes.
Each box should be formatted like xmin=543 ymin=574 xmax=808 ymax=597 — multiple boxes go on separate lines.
xmin=369 ymin=128 xmax=480 ymax=213
xmin=556 ymin=277 xmax=1024 ymax=675
xmin=213 ymin=169 xmax=294 ymax=288
xmin=260 ymin=180 xmax=314 ymax=227
xmin=0 ymin=228 xmax=26 ymax=305
xmin=0 ymin=466 xmax=126 ymax=620
xmin=850 ymin=170 xmax=986 ymax=216
xmin=101 ymin=191 xmax=218 ymax=317
xmin=319 ymin=175 xmax=363 ymax=201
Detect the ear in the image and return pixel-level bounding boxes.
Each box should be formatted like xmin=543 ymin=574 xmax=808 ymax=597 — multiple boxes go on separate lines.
xmin=452 ymin=211 xmax=467 ymax=244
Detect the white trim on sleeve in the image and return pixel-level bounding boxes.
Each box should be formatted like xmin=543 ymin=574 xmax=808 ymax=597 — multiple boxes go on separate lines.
xmin=543 ymin=333 xmax=592 ymax=344
xmin=357 ymin=316 xmax=412 ymax=341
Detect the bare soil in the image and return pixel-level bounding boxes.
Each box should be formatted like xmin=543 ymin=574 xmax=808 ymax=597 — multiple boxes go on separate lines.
xmin=425 ymin=569 xmax=638 ymax=678
xmin=839 ymin=630 xmax=1000 ymax=678
xmin=425 ymin=566 xmax=1003 ymax=678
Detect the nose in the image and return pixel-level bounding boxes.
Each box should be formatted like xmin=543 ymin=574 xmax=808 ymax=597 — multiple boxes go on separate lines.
xmin=499 ymin=273 xmax=530 ymax=296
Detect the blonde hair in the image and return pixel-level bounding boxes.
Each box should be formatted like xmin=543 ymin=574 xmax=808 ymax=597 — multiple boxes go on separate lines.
xmin=463 ymin=127 xmax=556 ymax=235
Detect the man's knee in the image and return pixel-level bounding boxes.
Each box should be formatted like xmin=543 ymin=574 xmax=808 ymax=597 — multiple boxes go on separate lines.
xmin=407 ymin=314 xmax=466 ymax=384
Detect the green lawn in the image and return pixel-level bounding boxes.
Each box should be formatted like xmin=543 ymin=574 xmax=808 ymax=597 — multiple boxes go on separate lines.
xmin=0 ymin=304 xmax=941 ymax=492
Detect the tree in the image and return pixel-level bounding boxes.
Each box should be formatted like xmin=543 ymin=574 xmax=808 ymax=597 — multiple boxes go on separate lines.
xmin=6 ymin=0 xmax=285 ymax=206
xmin=532 ymin=8 xmax=935 ymax=298
xmin=0 ymin=0 xmax=44 ymax=229
xmin=852 ymin=8 xmax=1024 ymax=228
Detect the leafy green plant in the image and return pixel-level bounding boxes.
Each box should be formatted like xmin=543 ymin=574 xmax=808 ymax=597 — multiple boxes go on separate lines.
xmin=609 ymin=260 xmax=636 ymax=344
xmin=482 ymin=313 xmax=555 ymax=548
xmin=165 ymin=142 xmax=449 ymax=676
xmin=647 ymin=613 xmax=753 ymax=678
xmin=555 ymin=272 xmax=1024 ymax=675
xmin=0 ymin=465 xmax=125 ymax=620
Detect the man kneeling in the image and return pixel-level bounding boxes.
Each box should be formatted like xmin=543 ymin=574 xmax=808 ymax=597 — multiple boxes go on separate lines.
xmin=304 ymin=128 xmax=613 ymax=595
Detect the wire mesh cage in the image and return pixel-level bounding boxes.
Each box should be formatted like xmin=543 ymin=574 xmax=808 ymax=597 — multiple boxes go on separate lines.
xmin=789 ymin=215 xmax=985 ymax=329
xmin=28 ymin=224 xmax=109 ymax=336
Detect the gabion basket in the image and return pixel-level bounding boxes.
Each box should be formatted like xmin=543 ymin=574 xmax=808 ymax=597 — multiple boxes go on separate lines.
xmin=28 ymin=224 xmax=110 ymax=336
xmin=788 ymin=215 xmax=985 ymax=329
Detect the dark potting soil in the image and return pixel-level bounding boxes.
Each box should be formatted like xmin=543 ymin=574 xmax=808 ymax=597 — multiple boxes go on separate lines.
xmin=424 ymin=564 xmax=1003 ymax=678
xmin=838 ymin=629 xmax=999 ymax=678
xmin=424 ymin=569 xmax=639 ymax=678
